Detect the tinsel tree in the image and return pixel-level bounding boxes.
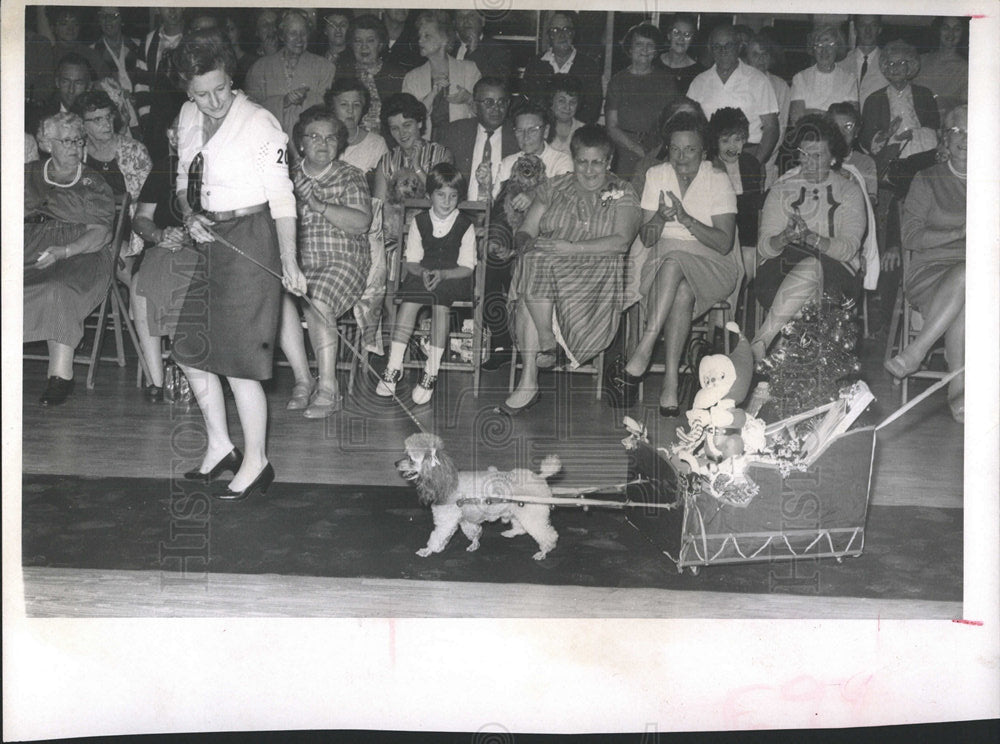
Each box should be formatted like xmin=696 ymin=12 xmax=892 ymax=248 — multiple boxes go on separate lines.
xmin=756 ymin=294 xmax=863 ymax=422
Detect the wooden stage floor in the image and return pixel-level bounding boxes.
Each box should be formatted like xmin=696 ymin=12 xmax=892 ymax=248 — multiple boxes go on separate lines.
xmin=16 ymin=333 xmax=965 ymax=619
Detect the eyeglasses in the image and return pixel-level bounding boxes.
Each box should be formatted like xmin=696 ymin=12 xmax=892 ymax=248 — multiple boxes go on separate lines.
xmin=303 ymin=133 xmax=340 ymax=146
xmin=710 ymin=42 xmax=739 ymax=51
xmin=475 ymin=97 xmax=507 ymax=109
xmin=97 ymin=11 xmax=121 ymax=19
xmin=573 ymin=157 xmax=608 ymax=168
xmin=838 ymin=122 xmax=857 ymax=131
xmin=514 ymin=125 xmax=544 ymax=137
xmin=813 ymin=41 xmax=837 ymax=49
xmin=548 ymin=26 xmax=573 ymax=36
xmin=945 ymin=126 xmax=968 ymax=135
xmin=884 ymin=60 xmax=913 ymax=69
xmin=55 ymin=137 xmax=86 ymax=148
xmin=671 ymin=29 xmax=694 ymax=39
xmin=325 ymin=18 xmax=349 ymax=30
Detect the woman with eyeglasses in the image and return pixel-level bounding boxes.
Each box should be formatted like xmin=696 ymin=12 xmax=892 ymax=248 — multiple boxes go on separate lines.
xmin=322 ymin=10 xmax=353 ymax=68
xmin=788 ymin=25 xmax=858 ymax=127
xmin=401 ymin=10 xmax=480 ymax=140
xmin=751 ymin=115 xmax=866 ymax=364
xmin=171 ymin=30 xmax=307 ymax=501
xmin=279 ymin=106 xmax=373 ymax=419
xmin=333 ymin=15 xmax=407 ymax=137
xmin=71 ymin=90 xmax=151 ymax=262
xmin=502 ymin=124 xmax=641 ymax=414
xmin=606 ymin=23 xmax=678 ymax=181
xmin=24 ymin=112 xmax=116 ymax=406
xmin=655 ymin=14 xmax=705 ymax=95
xmin=886 ymin=106 xmax=967 ymax=423
xmin=545 ymin=74 xmax=586 ymax=155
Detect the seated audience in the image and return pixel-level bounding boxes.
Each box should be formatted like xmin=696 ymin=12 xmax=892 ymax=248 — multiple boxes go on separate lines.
xmin=24 ymin=112 xmax=115 ymax=406
xmin=402 ymin=10 xmax=480 ymax=141
xmin=789 ymin=25 xmax=858 ymax=126
xmin=326 ymin=78 xmax=390 ymax=185
xmin=631 ymin=96 xmax=707 ymax=198
xmin=752 ymin=115 xmax=867 ymax=362
xmin=372 ymin=92 xmax=453 ymax=205
xmin=521 ymin=12 xmax=604 ymax=125
xmin=709 ymin=107 xmax=764 ymax=249
xmin=503 ymin=125 xmax=641 ymax=413
xmin=605 ymin=23 xmax=678 ymax=180
xmin=608 ymin=113 xmax=737 ymax=416
xmin=334 ymin=14 xmax=407 ymax=136
xmin=885 ymin=106 xmax=967 ymax=423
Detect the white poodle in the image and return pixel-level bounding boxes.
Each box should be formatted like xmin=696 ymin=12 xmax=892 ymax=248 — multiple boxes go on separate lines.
xmin=396 ymin=433 xmax=561 ymax=560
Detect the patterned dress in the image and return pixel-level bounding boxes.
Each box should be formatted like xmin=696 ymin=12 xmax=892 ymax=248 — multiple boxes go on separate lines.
xmin=293 ymin=159 xmax=371 ymax=320
xmin=513 ymin=172 xmax=640 ymax=365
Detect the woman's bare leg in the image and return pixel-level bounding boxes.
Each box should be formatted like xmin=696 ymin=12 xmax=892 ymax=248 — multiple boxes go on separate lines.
xmin=626 ymin=257 xmax=686 ymax=378
xmin=890 ymin=264 xmax=965 ymax=373
xmin=279 ymin=293 xmax=314 ymax=387
xmin=177 ymin=363 xmax=236 ymax=473
xmin=302 ymin=298 xmax=339 ymax=393
xmin=506 ymin=299 xmax=540 ymax=408
xmin=524 ymin=298 xmax=557 ymax=352
xmin=132 ymin=293 xmax=164 ymax=387
xmin=752 ymin=256 xmax=823 ymax=359
xmin=226 ymin=376 xmax=269 ymax=491
xmin=47 ymin=341 xmax=74 ymax=379
xmin=660 ymin=280 xmax=696 ymax=408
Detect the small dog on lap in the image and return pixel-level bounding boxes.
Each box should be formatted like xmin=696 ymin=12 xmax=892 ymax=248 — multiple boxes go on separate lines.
xmin=397 ymin=433 xmax=561 ymax=560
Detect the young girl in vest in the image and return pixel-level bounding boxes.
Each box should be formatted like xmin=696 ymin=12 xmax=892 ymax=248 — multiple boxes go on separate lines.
xmin=376 ymin=162 xmax=475 ymax=404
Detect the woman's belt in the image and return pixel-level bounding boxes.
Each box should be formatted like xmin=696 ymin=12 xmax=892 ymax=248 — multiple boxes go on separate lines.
xmin=203 ymin=203 xmax=268 ymax=222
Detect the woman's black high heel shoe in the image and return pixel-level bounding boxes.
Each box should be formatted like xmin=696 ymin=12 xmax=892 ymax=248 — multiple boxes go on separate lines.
xmin=603 ymin=356 xmax=642 ymax=409
xmin=214 ymin=463 xmax=275 ymax=502
xmin=184 ymin=447 xmax=243 ymax=482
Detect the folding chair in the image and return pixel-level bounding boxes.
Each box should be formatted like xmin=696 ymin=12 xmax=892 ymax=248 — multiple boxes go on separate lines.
xmin=884 ymin=248 xmax=948 ymax=403
xmin=26 ymin=194 xmax=152 ymax=390
xmin=387 ymin=198 xmax=490 ymax=398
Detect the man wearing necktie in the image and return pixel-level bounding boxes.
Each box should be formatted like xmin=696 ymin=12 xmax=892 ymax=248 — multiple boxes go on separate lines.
xmin=838 ymin=15 xmax=889 ymax=111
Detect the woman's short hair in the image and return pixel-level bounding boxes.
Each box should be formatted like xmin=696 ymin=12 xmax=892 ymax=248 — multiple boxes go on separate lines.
xmin=350 ymin=14 xmax=389 ymax=51
xmin=569 ymin=124 xmax=614 ymax=161
xmin=943 ymin=103 xmax=968 ymax=131
xmin=807 ymin=24 xmax=846 ymax=59
xmin=70 ymin=90 xmax=123 ymax=132
xmin=173 ymin=29 xmax=237 ymax=88
xmin=548 ymin=74 xmax=583 ymax=103
xmin=709 ymin=106 xmax=749 ymax=141
xmin=279 ymin=8 xmax=314 ymax=35
xmin=325 ymin=77 xmax=371 ymax=117
xmin=426 ymin=161 xmax=466 ymax=199
xmin=661 ymin=112 xmax=709 ymax=154
xmin=415 ymin=10 xmax=456 ymax=46
xmin=37 ymin=111 xmax=85 ymax=146
xmin=512 ymin=100 xmax=552 ymax=131
xmin=657 ymin=97 xmax=707 ymax=140
xmin=786 ymin=113 xmax=849 ymax=170
xmin=623 ymin=22 xmax=663 ymax=52
xmin=746 ymin=28 xmax=785 ymax=70
xmin=827 ymin=101 xmax=860 ymax=125
xmin=293 ymin=105 xmax=348 ymax=158
xmin=381 ymin=93 xmax=428 ymax=137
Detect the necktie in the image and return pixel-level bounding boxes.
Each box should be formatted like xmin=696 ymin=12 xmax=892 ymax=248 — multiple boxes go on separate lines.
xmin=860 ymin=53 xmax=869 ymax=82
xmin=482 ymin=132 xmax=493 ymax=166
xmin=187 ymin=152 xmax=204 ymax=213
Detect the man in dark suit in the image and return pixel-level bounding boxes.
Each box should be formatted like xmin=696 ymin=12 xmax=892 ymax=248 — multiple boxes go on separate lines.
xmin=134 ymin=6 xmax=188 ymax=161
xmin=454 ymin=10 xmax=513 ymax=86
xmin=92 ymin=7 xmax=141 ymax=95
xmin=437 ymin=77 xmax=519 ymax=368
xmin=26 ymin=53 xmax=94 ymax=137
xmin=520 ymin=11 xmax=604 ymax=124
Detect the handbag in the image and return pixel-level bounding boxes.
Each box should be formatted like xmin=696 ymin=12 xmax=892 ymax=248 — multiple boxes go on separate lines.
xmin=163 ymin=358 xmax=195 ymax=407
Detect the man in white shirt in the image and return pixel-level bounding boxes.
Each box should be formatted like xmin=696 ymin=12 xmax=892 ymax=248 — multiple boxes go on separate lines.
xmin=688 ymin=24 xmax=780 ymax=165
xmin=92 ymin=7 xmax=140 ymax=94
xmin=837 ymin=15 xmax=889 ymax=110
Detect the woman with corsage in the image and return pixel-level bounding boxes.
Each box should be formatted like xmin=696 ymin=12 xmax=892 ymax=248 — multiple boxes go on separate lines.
xmin=606 ymin=112 xmax=737 ymax=416
xmin=24 ymin=112 xmax=116 ymax=406
xmin=171 ymin=30 xmax=307 ymax=501
xmin=503 ymin=124 xmax=641 ymax=413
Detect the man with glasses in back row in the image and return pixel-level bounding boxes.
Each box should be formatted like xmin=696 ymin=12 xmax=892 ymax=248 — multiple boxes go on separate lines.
xmin=688 ymin=23 xmax=780 ymax=168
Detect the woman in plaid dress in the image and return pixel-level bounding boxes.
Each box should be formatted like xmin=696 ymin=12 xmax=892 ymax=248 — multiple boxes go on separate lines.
xmin=503 ymin=125 xmax=641 ymax=413
xmin=283 ymin=106 xmax=372 ymax=418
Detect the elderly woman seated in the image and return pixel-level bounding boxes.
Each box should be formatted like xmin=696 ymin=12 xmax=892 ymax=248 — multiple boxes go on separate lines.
xmin=884 ymin=105 xmax=967 ymax=422
xmin=24 ymin=112 xmax=116 ymax=406
xmin=503 ymin=124 xmax=641 ymax=413
xmin=751 ymin=115 xmax=867 ymax=362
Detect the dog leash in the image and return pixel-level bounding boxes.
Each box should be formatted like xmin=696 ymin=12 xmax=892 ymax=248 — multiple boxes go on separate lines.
xmin=205 ymin=225 xmax=433 ymax=435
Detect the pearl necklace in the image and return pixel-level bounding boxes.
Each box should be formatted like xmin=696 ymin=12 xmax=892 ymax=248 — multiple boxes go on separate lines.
xmin=301 ymin=159 xmax=334 ymax=181
xmin=946 ymin=160 xmax=967 ymax=180
xmin=43 ymin=159 xmax=82 ymax=188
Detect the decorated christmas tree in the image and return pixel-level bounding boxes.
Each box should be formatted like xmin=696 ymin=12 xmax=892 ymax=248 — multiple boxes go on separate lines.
xmin=756 ymin=295 xmax=863 ymax=422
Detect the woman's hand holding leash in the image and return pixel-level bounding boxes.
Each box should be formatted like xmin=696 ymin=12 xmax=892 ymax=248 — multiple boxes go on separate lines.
xmin=184 ymin=212 xmax=216 ymax=243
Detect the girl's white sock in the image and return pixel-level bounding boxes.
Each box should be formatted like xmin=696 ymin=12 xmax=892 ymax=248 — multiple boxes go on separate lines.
xmin=425 ymin=345 xmax=445 ymax=377
xmin=387 ymin=341 xmax=407 ymax=371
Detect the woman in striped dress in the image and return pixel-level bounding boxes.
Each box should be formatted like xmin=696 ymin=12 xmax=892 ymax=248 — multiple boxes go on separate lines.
xmin=503 ymin=124 xmax=641 ymax=413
